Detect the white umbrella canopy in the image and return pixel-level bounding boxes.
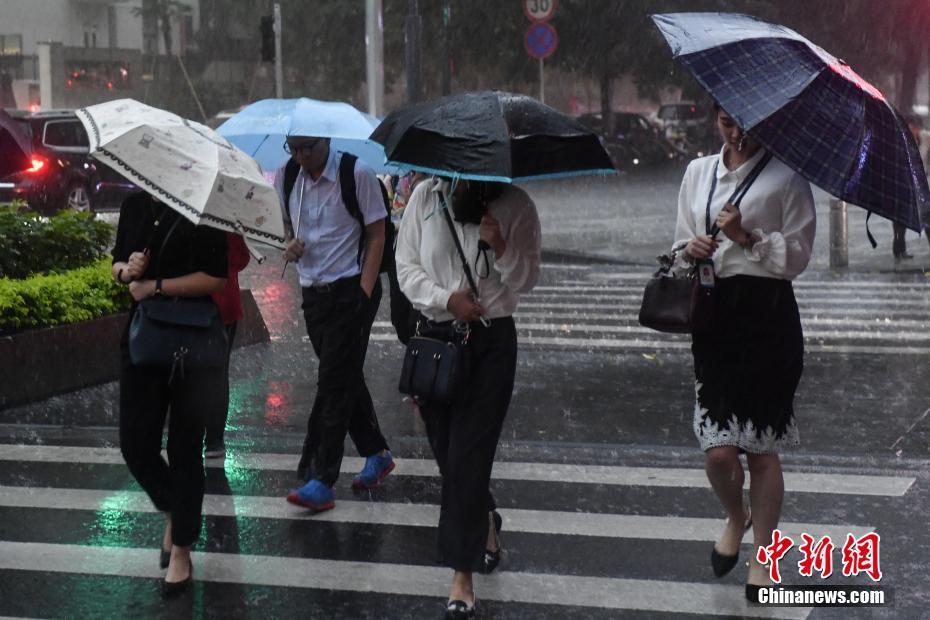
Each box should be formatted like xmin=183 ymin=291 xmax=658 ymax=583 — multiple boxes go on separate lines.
xmin=76 ymin=99 xmax=286 ymax=250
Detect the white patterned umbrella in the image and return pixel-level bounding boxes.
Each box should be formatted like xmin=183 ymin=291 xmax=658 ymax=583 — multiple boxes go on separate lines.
xmin=76 ymin=99 xmax=286 ymax=249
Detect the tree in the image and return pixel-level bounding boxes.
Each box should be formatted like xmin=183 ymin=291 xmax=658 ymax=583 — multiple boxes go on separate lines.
xmin=135 ymin=0 xmax=189 ymax=55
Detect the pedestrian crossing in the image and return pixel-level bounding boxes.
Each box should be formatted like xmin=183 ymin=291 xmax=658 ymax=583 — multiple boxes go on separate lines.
xmin=369 ymin=266 xmax=930 ymax=355
xmin=0 ymin=443 xmax=913 ymax=618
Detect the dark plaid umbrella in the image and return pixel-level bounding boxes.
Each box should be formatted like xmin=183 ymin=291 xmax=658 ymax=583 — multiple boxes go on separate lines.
xmin=369 ymin=91 xmax=614 ymax=182
xmin=652 ymin=12 xmax=930 ymax=232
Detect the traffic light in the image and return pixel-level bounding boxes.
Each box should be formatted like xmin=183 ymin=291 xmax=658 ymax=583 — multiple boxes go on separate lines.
xmin=260 ymin=15 xmax=274 ymax=62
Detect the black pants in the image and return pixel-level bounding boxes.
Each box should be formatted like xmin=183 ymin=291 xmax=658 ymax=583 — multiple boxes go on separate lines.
xmin=205 ymin=322 xmax=238 ymax=446
xmin=119 ymin=349 xmax=222 ymax=547
xmin=297 ymin=275 xmax=389 ymax=485
xmin=419 ymin=317 xmax=517 ymax=572
xmin=893 ymin=222 xmax=908 ymax=257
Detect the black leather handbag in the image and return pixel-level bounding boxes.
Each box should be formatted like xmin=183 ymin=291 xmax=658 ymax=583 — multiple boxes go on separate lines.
xmin=398 ymin=320 xmax=471 ymax=405
xmin=398 ymin=197 xmax=479 ymax=405
xmin=129 ymin=297 xmax=227 ymax=371
xmin=127 ymin=215 xmax=227 ymax=379
xmin=639 ymin=152 xmax=773 ymax=335
xmin=638 ymin=249 xmax=704 ymax=334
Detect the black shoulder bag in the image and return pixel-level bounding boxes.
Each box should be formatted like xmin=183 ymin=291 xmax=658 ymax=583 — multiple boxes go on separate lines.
xmin=639 ymin=152 xmax=773 ymax=334
xmin=398 ymin=192 xmax=481 ymax=405
xmin=128 ymin=216 xmax=227 ymax=382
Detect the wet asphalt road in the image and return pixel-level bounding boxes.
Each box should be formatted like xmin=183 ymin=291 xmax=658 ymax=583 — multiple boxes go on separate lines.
xmin=2 ymin=164 xmax=930 ymax=618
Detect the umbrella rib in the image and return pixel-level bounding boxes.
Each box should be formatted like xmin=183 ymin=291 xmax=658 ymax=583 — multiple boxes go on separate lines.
xmin=95 ymin=147 xmax=285 ymax=244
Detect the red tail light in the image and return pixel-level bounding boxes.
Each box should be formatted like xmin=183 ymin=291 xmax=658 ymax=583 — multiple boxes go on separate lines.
xmin=25 ymin=157 xmax=47 ymax=174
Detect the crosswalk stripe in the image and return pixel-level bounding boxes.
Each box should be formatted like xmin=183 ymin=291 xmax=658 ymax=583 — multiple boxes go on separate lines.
xmin=514 ymin=312 xmax=930 ymax=330
xmin=375 ymin=320 xmax=930 ymax=343
xmin=517 ymin=322 xmax=930 ymax=342
xmin=580 ymin=274 xmax=930 ymax=288
xmin=0 ymin=445 xmax=914 ymax=496
xmin=0 ymin=541 xmax=810 ymax=618
xmin=538 ymin=282 xmax=930 ymax=293
xmin=517 ymin=301 xmax=930 ymax=317
xmin=524 ymin=292 xmax=930 ymax=308
xmin=0 ymin=486 xmax=875 ymax=545
xmin=373 ymin=317 xmax=930 ymax=344
xmin=371 ymin=331 xmax=930 ymax=355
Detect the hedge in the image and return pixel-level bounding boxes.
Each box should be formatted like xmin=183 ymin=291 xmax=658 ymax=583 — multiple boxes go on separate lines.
xmin=0 ymin=206 xmax=114 ymax=279
xmin=0 ymin=258 xmax=130 ymax=331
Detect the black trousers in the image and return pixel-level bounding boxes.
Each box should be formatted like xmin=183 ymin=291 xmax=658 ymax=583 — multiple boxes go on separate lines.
xmin=297 ymin=275 xmax=389 ymax=485
xmin=893 ymin=222 xmax=908 ymax=256
xmin=205 ymin=321 xmax=238 ymax=446
xmin=419 ymin=317 xmax=517 ymax=572
xmin=119 ymin=348 xmax=222 ymax=547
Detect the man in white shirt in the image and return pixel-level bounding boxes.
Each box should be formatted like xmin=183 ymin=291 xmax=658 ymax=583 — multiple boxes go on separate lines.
xmin=276 ymin=135 xmax=393 ymax=512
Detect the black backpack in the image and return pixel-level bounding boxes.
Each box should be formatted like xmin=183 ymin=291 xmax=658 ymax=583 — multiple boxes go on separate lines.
xmin=283 ymin=153 xmax=415 ymax=344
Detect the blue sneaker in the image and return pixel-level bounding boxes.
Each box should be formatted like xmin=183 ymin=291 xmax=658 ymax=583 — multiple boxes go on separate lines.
xmin=352 ymin=451 xmax=395 ymax=489
xmin=286 ymin=479 xmax=335 ymax=512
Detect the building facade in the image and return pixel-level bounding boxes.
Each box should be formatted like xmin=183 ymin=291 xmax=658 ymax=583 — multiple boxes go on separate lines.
xmin=0 ymin=0 xmax=199 ymax=110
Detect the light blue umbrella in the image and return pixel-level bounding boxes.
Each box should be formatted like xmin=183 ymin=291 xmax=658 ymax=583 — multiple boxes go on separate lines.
xmin=216 ymin=97 xmax=397 ymax=174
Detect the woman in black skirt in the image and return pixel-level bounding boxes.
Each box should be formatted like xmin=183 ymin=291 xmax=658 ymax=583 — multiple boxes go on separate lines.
xmin=395 ymin=177 xmax=540 ymax=619
xmin=673 ymin=105 xmax=816 ymax=600
xmin=111 ymin=191 xmax=228 ymax=595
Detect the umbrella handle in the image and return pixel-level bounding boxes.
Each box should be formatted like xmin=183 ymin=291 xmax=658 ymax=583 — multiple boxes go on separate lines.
xmin=232 ymin=220 xmax=267 ymax=264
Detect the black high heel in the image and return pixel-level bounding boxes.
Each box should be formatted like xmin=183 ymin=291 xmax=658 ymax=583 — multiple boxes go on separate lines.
xmin=710 ymin=515 xmax=752 ymax=577
xmin=162 ymin=557 xmax=193 ymax=596
xmin=444 ymin=598 xmax=477 ymax=619
xmin=745 ymin=583 xmax=763 ymax=603
xmin=480 ymin=511 xmax=503 ymax=574
xmin=159 ymin=549 xmax=171 ymax=570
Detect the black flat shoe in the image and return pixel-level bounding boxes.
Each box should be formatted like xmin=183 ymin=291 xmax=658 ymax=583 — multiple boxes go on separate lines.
xmin=159 ymin=549 xmax=171 ymax=570
xmin=444 ymin=598 xmax=476 ymax=619
xmin=480 ymin=510 xmax=503 ymax=574
xmin=162 ymin=558 xmax=193 ymax=597
xmin=711 ymin=517 xmax=752 ymax=577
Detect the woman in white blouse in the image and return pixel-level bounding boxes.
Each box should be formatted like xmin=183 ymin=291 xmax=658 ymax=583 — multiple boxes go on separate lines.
xmin=396 ymin=177 xmax=540 ymax=619
xmin=674 ymin=104 xmax=816 ymax=601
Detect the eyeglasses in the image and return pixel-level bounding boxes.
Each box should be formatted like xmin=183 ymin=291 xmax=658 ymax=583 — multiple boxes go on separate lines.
xmin=284 ymin=138 xmax=323 ymax=155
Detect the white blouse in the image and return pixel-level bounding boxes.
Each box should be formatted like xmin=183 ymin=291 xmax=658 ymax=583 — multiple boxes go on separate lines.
xmin=674 ymin=146 xmax=816 ymax=280
xmin=395 ymin=177 xmax=541 ymax=322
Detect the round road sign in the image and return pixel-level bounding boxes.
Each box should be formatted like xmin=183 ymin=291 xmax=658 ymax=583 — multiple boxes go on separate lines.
xmin=524 ymin=22 xmax=558 ymax=60
xmin=523 ymin=0 xmax=557 ymax=23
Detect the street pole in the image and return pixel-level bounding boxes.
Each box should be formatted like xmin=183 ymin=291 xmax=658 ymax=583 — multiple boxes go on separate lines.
xmin=539 ymin=58 xmax=545 ymax=104
xmin=366 ymin=0 xmax=385 ymax=116
xmin=405 ymin=0 xmax=421 ymax=104
xmin=829 ymin=198 xmax=849 ymax=268
xmin=273 ymin=2 xmax=283 ymax=98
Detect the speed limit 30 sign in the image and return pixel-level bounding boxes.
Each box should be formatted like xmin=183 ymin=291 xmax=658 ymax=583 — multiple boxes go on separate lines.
xmin=523 ymin=0 xmax=557 ymax=22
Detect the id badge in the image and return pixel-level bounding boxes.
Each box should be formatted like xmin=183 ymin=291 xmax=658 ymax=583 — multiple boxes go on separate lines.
xmin=698 ymin=260 xmax=715 ymax=288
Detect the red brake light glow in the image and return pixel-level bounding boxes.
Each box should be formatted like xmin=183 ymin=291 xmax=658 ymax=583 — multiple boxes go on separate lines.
xmin=26 ymin=157 xmax=46 ymax=174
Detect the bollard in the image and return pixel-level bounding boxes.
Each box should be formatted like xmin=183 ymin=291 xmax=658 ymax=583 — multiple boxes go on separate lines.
xmin=829 ymin=198 xmax=848 ymax=268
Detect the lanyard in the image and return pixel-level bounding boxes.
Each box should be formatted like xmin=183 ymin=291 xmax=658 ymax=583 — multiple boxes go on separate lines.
xmin=705 ymin=151 xmax=773 ymax=239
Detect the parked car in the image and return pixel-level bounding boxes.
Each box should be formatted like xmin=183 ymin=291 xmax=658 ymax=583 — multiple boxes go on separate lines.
xmin=0 ymin=109 xmax=137 ymax=214
xmin=576 ymin=111 xmax=676 ymax=169
xmin=652 ymin=102 xmax=716 ymax=158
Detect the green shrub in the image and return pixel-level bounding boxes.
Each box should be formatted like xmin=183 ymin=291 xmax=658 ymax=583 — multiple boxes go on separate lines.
xmin=0 ymin=258 xmax=130 ymax=331
xmin=0 ymin=206 xmax=115 ymax=279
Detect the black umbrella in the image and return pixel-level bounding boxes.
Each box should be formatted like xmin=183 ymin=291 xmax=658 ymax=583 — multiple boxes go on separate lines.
xmin=369 ymin=91 xmax=614 ymax=182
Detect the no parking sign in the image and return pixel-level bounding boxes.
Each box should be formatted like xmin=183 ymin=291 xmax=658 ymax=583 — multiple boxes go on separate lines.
xmin=524 ymin=21 xmax=558 ymax=60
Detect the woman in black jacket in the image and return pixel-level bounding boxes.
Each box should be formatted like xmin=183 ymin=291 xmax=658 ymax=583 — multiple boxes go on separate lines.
xmin=111 ymin=191 xmax=227 ymax=595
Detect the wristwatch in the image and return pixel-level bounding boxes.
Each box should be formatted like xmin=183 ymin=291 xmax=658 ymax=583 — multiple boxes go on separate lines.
xmin=154 ymin=278 xmax=163 ymax=296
